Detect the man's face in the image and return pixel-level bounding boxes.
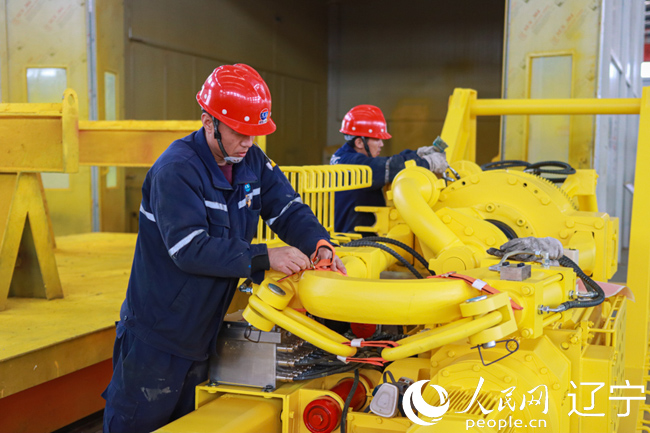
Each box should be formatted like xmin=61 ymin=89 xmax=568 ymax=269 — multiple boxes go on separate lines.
xmin=355 ymin=137 xmax=384 ymax=157
xmin=202 ymin=113 xmax=254 ymax=165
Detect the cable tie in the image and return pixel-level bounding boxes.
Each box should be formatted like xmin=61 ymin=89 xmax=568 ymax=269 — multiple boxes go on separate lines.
xmin=337 ymin=355 xmax=349 ymax=364
xmin=472 ymin=279 xmax=487 ymax=290
xmin=351 ymin=338 xmax=364 ymax=348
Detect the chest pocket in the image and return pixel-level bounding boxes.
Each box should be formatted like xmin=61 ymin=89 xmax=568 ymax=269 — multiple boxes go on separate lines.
xmin=239 ymin=187 xmax=262 ymax=241
xmin=205 ymin=200 xmax=230 ymax=238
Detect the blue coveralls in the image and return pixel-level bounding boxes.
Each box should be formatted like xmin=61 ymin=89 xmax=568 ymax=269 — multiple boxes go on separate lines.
xmin=102 ymin=128 xmax=330 ymax=433
xmin=330 ymin=140 xmax=430 ymax=234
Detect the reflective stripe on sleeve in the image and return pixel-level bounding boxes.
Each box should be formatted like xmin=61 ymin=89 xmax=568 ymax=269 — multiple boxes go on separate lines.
xmin=140 ymin=204 xmax=156 ymax=222
xmin=205 ymin=200 xmax=228 ymax=211
xmin=266 ymin=197 xmax=302 ymax=226
xmin=168 ymin=229 xmax=204 ymax=257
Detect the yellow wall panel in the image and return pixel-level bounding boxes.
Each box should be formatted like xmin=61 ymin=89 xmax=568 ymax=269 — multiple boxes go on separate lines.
xmin=44 ymin=166 xmax=92 ymax=236
xmin=4 ymin=0 xmax=92 ymax=235
xmin=0 ymin=0 xmax=8 ymax=102
xmin=96 ymin=0 xmax=126 ymax=232
xmin=503 ymin=0 xmax=600 ymax=168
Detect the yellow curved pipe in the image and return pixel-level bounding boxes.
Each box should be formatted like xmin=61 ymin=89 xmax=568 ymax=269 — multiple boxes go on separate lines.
xmin=283 ymin=307 xmax=349 ymax=343
xmin=298 ymin=271 xmax=477 ymax=325
xmin=391 ymin=168 xmax=465 ymax=254
xmin=248 ymin=295 xmax=356 ymax=357
xmin=382 ymin=311 xmax=503 ymax=361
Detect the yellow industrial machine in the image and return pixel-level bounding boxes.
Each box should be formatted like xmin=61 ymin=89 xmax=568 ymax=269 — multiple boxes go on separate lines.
xmin=159 ymin=89 xmax=650 ymax=433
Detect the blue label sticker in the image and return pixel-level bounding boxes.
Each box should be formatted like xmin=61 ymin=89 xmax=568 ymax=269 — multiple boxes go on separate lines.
xmin=244 ymin=183 xmax=251 ymax=192
xmin=259 ymin=108 xmax=269 ymax=125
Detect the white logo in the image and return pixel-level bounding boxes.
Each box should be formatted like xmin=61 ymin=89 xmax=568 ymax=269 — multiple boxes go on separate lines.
xmin=402 ymin=380 xmax=450 ymax=426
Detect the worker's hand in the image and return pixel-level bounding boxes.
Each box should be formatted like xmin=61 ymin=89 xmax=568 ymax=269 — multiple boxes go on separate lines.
xmin=313 ymin=246 xmax=347 ymax=274
xmin=268 ymin=246 xmax=311 ymax=275
xmin=491 ymin=236 xmax=564 ymax=262
xmin=421 ymin=152 xmax=448 ymax=175
xmin=416 ymin=145 xmax=436 ymax=157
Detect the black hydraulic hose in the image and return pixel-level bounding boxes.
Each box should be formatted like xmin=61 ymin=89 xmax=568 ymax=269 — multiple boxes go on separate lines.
xmin=343 ymin=240 xmax=423 ymax=279
xmin=341 ymin=369 xmax=360 ymax=433
xmin=347 ymin=236 xmax=435 ymax=276
xmin=294 ymin=363 xmax=358 ymax=381
xmin=556 ymin=255 xmax=605 ymax=310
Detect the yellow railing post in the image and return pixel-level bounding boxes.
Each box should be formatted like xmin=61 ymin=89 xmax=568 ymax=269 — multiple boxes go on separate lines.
xmin=622 ymin=87 xmax=650 ymax=433
xmin=440 ymin=88 xmax=477 ymax=163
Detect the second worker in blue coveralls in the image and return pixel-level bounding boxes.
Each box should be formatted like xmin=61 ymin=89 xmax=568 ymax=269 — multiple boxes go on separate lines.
xmin=330 ymin=104 xmax=448 ymax=234
xmin=102 ymin=64 xmax=345 ymax=433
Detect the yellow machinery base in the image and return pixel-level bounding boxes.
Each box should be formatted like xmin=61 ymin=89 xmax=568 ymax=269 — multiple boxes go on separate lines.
xmin=0 ymin=232 xmax=135 ymax=433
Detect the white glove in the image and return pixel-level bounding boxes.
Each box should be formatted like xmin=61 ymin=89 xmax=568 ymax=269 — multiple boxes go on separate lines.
xmin=491 ymin=237 xmax=564 ymax=262
xmin=416 ymin=145 xmax=436 ymax=157
xmin=421 ymin=152 xmax=448 ymax=175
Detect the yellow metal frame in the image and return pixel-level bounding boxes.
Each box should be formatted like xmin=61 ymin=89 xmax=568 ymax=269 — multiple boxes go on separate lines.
xmin=0 ymin=89 xmax=371 ymax=309
xmin=440 ymin=88 xmax=641 ymax=167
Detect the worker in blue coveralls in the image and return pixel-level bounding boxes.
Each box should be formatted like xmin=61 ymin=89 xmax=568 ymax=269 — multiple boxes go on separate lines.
xmin=330 ymin=105 xmax=448 ymax=235
xmin=102 ymin=64 xmax=345 ymax=433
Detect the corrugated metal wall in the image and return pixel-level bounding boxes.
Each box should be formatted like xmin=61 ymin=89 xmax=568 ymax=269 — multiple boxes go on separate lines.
xmin=123 ymin=0 xmax=328 ymax=165
xmin=327 ymin=0 xmax=505 ymax=165
xmin=121 ymin=0 xmax=329 ymax=231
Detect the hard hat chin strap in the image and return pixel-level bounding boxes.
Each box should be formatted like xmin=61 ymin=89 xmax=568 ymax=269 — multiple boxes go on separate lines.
xmin=212 ymin=116 xmax=243 ymax=164
xmin=361 ymin=137 xmax=372 ymax=158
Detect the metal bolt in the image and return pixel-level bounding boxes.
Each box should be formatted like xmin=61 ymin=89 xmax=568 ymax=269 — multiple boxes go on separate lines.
xmin=466 ymin=295 xmax=488 ymax=303
xmin=552 ymin=383 xmax=561 ymax=390
xmin=448 ymin=350 xmax=456 ymax=357
xmin=540 ymin=368 xmax=548 ymax=374
xmin=472 ymin=365 xmax=480 ymax=372
xmin=441 ymin=370 xmax=450 ymax=377
xmin=504 ymin=376 xmax=512 ymax=383
xmin=521 ymin=328 xmax=533 ymax=338
xmin=486 ymin=203 xmax=495 ymax=212
xmin=561 ymin=342 xmax=569 ymax=350
xmin=525 ymin=355 xmax=533 ymax=362
xmin=482 ymin=341 xmax=496 ymax=349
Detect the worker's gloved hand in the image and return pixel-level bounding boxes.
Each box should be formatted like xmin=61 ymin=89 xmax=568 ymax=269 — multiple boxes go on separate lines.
xmin=416 ymin=145 xmax=437 ymax=157
xmin=421 ymin=152 xmax=448 ymax=175
xmin=268 ymin=246 xmax=311 ymax=275
xmin=312 ymin=246 xmax=347 ymax=274
xmin=490 ymin=236 xmax=564 ymax=263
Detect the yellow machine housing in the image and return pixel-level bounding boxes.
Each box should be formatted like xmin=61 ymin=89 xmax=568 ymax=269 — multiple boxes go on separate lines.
xmin=157 ymin=89 xmax=650 ymax=433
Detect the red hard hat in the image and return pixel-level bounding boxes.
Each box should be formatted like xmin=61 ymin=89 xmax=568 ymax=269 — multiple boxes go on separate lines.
xmin=197 ymin=64 xmax=276 ymax=136
xmin=340 ymin=105 xmax=392 ymax=140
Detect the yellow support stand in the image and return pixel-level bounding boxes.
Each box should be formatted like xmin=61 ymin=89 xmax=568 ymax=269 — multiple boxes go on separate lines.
xmin=0 ymin=89 xmax=79 ymax=310
xmin=0 ymin=173 xmax=63 ymax=309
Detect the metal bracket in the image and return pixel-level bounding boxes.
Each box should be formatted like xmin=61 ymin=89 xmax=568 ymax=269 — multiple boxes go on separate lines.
xmin=471 ymin=338 xmax=519 ymax=366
